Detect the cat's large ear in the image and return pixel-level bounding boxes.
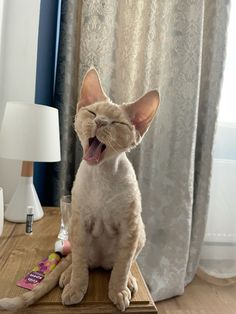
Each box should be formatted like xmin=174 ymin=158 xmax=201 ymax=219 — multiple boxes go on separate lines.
xmin=124 ymin=90 xmax=160 ymax=137
xmin=77 ymin=68 xmax=108 ymax=111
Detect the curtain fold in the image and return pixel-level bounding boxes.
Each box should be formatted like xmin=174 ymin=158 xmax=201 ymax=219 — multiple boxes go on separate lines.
xmin=199 ymin=0 xmax=236 ymax=280
xmin=55 ymin=0 xmax=229 ymax=301
xmin=185 ymin=1 xmax=230 ymax=284
xmin=54 ymin=0 xmax=83 ymax=199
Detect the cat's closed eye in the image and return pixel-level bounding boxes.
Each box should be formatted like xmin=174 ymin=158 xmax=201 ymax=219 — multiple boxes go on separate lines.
xmin=86 ymin=109 xmax=96 ymax=116
xmin=111 ymin=121 xmax=132 ymax=129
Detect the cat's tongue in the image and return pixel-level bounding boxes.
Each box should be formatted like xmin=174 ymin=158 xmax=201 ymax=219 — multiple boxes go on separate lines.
xmin=83 ymin=137 xmax=104 ymax=164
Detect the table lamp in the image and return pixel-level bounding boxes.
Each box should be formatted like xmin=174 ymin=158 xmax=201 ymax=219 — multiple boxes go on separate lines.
xmin=0 ymin=102 xmax=61 ymax=222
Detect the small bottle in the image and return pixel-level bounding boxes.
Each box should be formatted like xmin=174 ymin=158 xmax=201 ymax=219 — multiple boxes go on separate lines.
xmin=25 ymin=206 xmax=34 ymax=235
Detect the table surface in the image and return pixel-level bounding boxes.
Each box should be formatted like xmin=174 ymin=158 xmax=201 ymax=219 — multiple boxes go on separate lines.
xmin=0 ymin=207 xmax=157 ymax=314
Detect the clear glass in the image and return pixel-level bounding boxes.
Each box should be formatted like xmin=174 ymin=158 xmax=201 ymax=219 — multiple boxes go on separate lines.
xmin=58 ymin=195 xmax=71 ymax=240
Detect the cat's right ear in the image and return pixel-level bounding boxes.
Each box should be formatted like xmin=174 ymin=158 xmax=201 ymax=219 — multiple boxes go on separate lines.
xmin=124 ymin=90 xmax=160 ymax=137
xmin=77 ymin=68 xmax=107 ymax=111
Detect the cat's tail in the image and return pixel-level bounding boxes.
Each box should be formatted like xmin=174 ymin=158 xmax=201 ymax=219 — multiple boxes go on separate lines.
xmin=0 ymin=253 xmax=72 ymax=311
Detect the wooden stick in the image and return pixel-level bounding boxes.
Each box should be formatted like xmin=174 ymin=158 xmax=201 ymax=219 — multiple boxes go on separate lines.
xmin=21 ymin=161 xmax=34 ymax=177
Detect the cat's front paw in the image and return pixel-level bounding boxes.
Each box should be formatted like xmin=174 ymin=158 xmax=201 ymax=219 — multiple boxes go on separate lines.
xmin=61 ymin=282 xmax=87 ymax=305
xmin=59 ymin=265 xmax=72 ymax=288
xmin=127 ymin=272 xmax=138 ymax=294
xmin=108 ymin=286 xmax=131 ymax=312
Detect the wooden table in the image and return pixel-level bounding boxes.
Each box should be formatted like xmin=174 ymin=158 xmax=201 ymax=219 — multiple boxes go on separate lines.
xmin=0 ymin=207 xmax=157 ymax=313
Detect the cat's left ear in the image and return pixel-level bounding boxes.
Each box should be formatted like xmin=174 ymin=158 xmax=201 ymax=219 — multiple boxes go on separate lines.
xmin=77 ymin=68 xmax=108 ymax=111
xmin=123 ymin=90 xmax=160 ymax=137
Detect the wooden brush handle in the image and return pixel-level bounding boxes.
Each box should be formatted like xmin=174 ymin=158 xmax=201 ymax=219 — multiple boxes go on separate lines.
xmin=21 ymin=161 xmax=34 ymax=177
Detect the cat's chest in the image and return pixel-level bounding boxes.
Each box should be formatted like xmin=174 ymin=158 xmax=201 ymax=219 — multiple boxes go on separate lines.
xmin=72 ymin=158 xmax=139 ymax=234
xmin=78 ymin=170 xmax=115 ymax=202
xmin=75 ymin=160 xmax=134 ymax=212
xmin=76 ymin=172 xmax=121 ymax=236
xmin=77 ymin=174 xmax=125 ymax=223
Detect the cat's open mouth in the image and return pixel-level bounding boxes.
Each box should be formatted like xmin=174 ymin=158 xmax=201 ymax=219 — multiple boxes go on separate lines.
xmin=83 ymin=136 xmax=106 ymax=165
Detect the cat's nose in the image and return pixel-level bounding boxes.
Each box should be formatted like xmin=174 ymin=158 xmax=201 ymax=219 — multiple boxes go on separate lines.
xmin=95 ymin=117 xmax=108 ymax=128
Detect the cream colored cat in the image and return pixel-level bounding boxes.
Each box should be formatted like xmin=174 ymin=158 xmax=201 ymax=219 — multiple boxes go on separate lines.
xmin=0 ymin=68 xmax=159 ymax=312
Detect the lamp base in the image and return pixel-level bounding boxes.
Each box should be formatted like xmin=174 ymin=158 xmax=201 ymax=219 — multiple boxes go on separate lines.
xmin=4 ymin=176 xmax=44 ymax=223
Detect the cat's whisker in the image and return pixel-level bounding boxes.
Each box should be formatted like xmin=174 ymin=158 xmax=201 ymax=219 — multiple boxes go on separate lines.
xmin=103 ymin=136 xmax=120 ymax=154
xmin=102 ymin=130 xmax=123 ymax=150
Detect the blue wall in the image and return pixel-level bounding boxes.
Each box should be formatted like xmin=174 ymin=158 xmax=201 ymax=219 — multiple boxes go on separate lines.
xmin=34 ymin=0 xmax=61 ymax=206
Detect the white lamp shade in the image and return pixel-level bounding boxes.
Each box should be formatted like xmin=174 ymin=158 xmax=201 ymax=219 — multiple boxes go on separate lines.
xmin=0 ymin=102 xmax=61 ymax=162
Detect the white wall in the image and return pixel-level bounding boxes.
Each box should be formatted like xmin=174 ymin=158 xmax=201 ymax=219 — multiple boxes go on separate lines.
xmin=0 ymin=0 xmax=40 ymax=202
xmin=217 ymin=0 xmax=236 ymax=123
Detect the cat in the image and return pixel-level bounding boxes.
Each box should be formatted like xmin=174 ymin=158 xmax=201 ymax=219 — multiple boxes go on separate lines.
xmin=0 ymin=68 xmax=159 ymax=312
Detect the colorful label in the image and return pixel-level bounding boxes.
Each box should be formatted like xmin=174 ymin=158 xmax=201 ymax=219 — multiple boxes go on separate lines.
xmin=16 ymin=252 xmax=61 ymax=290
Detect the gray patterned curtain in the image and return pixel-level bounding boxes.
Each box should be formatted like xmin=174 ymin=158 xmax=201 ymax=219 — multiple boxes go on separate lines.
xmin=54 ymin=0 xmax=229 ymax=301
